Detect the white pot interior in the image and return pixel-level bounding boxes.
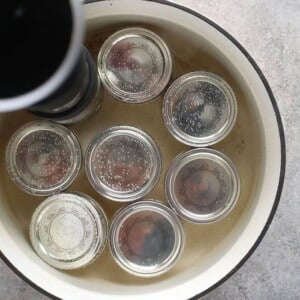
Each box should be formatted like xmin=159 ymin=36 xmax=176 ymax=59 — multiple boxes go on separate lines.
xmin=0 ymin=1 xmax=283 ymax=299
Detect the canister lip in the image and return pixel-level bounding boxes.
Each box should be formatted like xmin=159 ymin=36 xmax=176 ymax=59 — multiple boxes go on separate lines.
xmin=5 ymin=120 xmax=82 ymax=196
xmin=0 ymin=0 xmax=83 ymax=112
xmin=97 ymin=27 xmax=173 ymax=103
xmin=162 ymin=71 xmax=237 ymax=147
xmin=165 ymin=148 xmax=241 ymax=223
xmin=109 ymin=200 xmax=185 ymax=277
xmin=30 ymin=192 xmax=108 ymax=270
xmin=85 ymin=126 xmax=161 ymax=202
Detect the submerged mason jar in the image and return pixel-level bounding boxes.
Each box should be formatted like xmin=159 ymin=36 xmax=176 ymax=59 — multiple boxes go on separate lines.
xmin=85 ymin=126 xmax=161 ymax=202
xmin=29 ymin=47 xmax=103 ymax=125
xmin=30 ymin=192 xmax=108 ymax=270
xmin=98 ymin=27 xmax=173 ymax=103
xmin=162 ymin=71 xmax=237 ymax=147
xmin=109 ymin=200 xmax=185 ymax=277
xmin=165 ymin=148 xmax=240 ymax=223
xmin=6 ymin=120 xmax=82 ymax=196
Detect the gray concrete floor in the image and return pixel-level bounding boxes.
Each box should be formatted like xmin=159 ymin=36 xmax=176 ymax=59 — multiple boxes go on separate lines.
xmin=1 ymin=0 xmax=299 ymax=299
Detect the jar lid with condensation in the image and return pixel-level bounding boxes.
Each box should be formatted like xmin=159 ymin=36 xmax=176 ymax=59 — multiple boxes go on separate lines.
xmin=165 ymin=148 xmax=240 ymax=223
xmin=30 ymin=192 xmax=108 ymax=270
xmin=85 ymin=126 xmax=161 ymax=202
xmin=162 ymin=71 xmax=237 ymax=147
xmin=6 ymin=120 xmax=82 ymax=196
xmin=109 ymin=200 xmax=185 ymax=277
xmin=98 ymin=27 xmax=173 ymax=103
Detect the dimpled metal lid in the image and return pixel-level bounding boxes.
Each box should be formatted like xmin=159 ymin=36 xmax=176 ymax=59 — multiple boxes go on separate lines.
xmin=110 ymin=200 xmax=185 ymax=277
xmin=85 ymin=126 xmax=161 ymax=202
xmin=98 ymin=27 xmax=173 ymax=103
xmin=30 ymin=192 xmax=108 ymax=270
xmin=165 ymin=148 xmax=240 ymax=223
xmin=162 ymin=71 xmax=237 ymax=147
xmin=6 ymin=121 xmax=82 ymax=196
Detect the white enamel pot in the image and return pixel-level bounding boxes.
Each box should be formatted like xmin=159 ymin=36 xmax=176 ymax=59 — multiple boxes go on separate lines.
xmin=0 ymin=1 xmax=285 ymax=299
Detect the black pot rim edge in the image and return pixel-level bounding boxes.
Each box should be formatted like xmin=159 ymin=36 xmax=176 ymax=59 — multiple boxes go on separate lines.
xmin=0 ymin=1 xmax=286 ymax=299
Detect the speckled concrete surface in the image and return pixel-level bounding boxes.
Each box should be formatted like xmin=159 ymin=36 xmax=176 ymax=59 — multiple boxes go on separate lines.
xmin=0 ymin=0 xmax=299 ymax=299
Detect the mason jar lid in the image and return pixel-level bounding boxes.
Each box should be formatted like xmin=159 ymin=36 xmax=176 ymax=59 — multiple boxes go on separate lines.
xmin=98 ymin=27 xmax=173 ymax=103
xmin=30 ymin=192 xmax=108 ymax=270
xmin=162 ymin=71 xmax=237 ymax=147
xmin=109 ymin=200 xmax=185 ymax=277
xmin=6 ymin=120 xmax=82 ymax=196
xmin=85 ymin=126 xmax=161 ymax=202
xmin=165 ymin=148 xmax=240 ymax=223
